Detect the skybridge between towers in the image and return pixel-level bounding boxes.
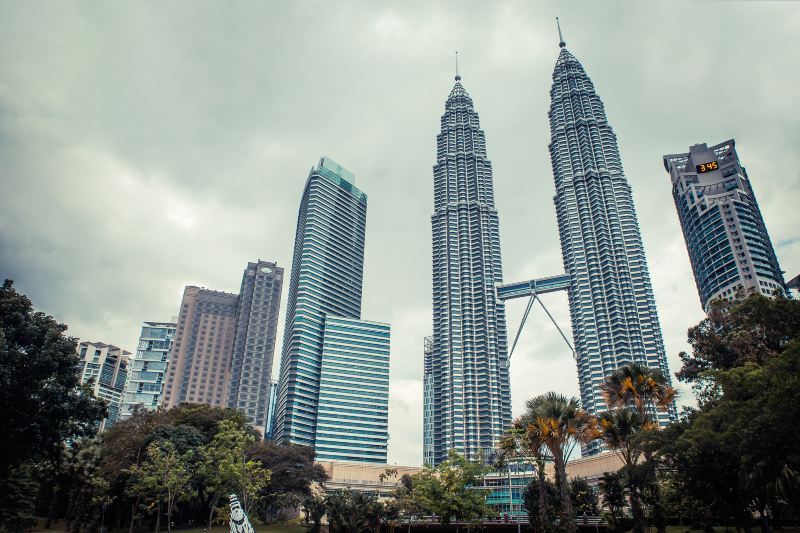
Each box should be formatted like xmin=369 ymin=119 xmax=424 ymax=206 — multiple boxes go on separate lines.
xmin=495 ymin=273 xmax=575 ymax=363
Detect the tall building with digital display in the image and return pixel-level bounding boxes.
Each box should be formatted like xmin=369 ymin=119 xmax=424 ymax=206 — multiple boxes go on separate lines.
xmin=428 ymin=74 xmax=511 ymax=465
xmin=664 ymin=140 xmax=787 ymax=310
xmin=547 ymin=33 xmax=674 ymax=451
xmin=273 ymin=157 xmax=390 ymax=462
xmin=227 ymin=260 xmax=284 ymax=436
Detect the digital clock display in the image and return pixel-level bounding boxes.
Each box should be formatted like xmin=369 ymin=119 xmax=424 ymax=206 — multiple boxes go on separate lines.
xmin=696 ymin=161 xmax=719 ymax=173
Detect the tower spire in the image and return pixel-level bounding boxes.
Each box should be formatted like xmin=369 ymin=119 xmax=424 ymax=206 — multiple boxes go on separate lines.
xmin=556 ymin=17 xmax=566 ymax=48
xmin=455 ymin=50 xmax=461 ymax=81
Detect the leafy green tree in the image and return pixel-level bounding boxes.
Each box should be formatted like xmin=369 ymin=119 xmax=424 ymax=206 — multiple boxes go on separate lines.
xmin=126 ymin=440 xmax=195 ymax=533
xmin=676 ymin=291 xmax=800 ymax=398
xmin=0 ymin=465 xmax=38 ymax=532
xmin=301 ymin=495 xmax=325 ymax=533
xmin=408 ymin=449 xmax=494 ymax=526
xmin=521 ymin=393 xmax=595 ymax=533
xmin=522 ymin=477 xmax=559 ymax=532
xmin=600 ymin=362 xmax=676 ymax=426
xmin=570 ymin=477 xmax=598 ymax=517
xmin=598 ymin=472 xmax=625 ymax=522
xmin=509 ymin=415 xmax=552 ymax=531
xmin=248 ymin=440 xmax=327 ymax=523
xmin=324 ymin=490 xmax=381 ymax=533
xmin=0 ymin=280 xmax=106 ymax=490
xmin=199 ymin=419 xmax=270 ymax=525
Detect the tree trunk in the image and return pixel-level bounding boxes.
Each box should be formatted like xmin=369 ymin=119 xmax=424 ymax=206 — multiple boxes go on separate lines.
xmin=628 ymin=482 xmax=645 ymax=533
xmin=207 ymin=493 xmax=219 ymax=529
xmin=552 ymin=452 xmax=575 ymax=533
xmin=129 ymin=500 xmax=137 ymax=533
xmin=536 ymin=459 xmax=550 ymax=532
xmin=760 ymin=508 xmax=772 ymax=533
xmin=155 ymin=503 xmax=161 ymax=533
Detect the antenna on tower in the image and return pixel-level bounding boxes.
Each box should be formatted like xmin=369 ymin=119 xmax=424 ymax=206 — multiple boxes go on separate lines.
xmin=455 ymin=50 xmax=461 ymax=81
xmin=556 ymin=17 xmax=566 ymax=48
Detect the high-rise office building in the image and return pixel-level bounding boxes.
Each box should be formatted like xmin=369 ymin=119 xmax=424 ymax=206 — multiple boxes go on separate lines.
xmin=422 ymin=336 xmax=434 ymax=466
xmin=119 ymin=321 xmax=176 ymax=420
xmin=428 ymin=74 xmax=511 ymax=465
xmin=547 ymin=33 xmax=674 ymax=451
xmin=163 ymin=286 xmax=239 ymax=408
xmin=664 ymin=140 xmax=787 ymax=310
xmin=314 ymin=316 xmax=390 ymax=462
xmin=77 ymin=341 xmax=130 ymax=430
xmin=273 ymin=157 xmax=390 ymax=462
xmin=227 ymin=260 xmax=284 ymax=436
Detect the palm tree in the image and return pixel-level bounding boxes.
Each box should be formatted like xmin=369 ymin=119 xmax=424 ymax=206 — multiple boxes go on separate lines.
xmin=600 ymin=363 xmax=676 ymax=533
xmin=522 ymin=393 xmax=595 ymax=533
xmin=600 ymin=362 xmax=677 ymax=425
xmin=595 ymin=409 xmax=647 ymax=533
xmin=509 ymin=418 xmax=552 ymax=532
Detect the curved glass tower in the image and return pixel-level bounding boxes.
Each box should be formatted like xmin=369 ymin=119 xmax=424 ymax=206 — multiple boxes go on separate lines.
xmin=273 ymin=157 xmax=367 ymax=447
xmin=664 ymin=140 xmax=787 ymax=310
xmin=428 ymin=74 xmax=511 ymax=465
xmin=547 ymin=39 xmax=675 ymax=449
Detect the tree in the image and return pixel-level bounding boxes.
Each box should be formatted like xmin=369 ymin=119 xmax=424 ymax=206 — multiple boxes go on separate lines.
xmin=598 ymin=472 xmax=625 ymax=523
xmin=199 ymin=419 xmax=269 ymax=526
xmin=0 ymin=466 xmax=38 ymax=532
xmin=600 ymin=362 xmax=676 ymax=426
xmin=676 ymin=291 xmax=800 ymax=398
xmin=600 ymin=362 xmax=676 ymax=533
xmin=126 ymin=440 xmax=195 ymax=533
xmin=509 ymin=415 xmax=552 ymax=532
xmin=0 ymin=280 xmax=107 ymax=487
xmin=522 ymin=477 xmax=559 ymax=532
xmin=594 ymin=409 xmax=648 ymax=533
xmin=301 ymin=495 xmax=325 ymax=533
xmin=324 ymin=490 xmax=380 ymax=533
xmin=570 ymin=478 xmax=598 ymax=517
xmin=248 ymin=440 xmax=327 ymax=523
xmin=408 ymin=449 xmax=494 ymax=527
xmin=521 ymin=393 xmax=595 ymax=533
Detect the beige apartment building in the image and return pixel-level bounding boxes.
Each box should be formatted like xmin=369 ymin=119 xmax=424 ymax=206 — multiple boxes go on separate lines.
xmin=163 ymin=286 xmax=239 ymax=408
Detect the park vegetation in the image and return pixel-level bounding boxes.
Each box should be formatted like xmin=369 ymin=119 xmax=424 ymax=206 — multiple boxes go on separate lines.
xmin=3 ymin=281 xmax=800 ymax=533
xmin=0 ymin=281 xmax=327 ymax=532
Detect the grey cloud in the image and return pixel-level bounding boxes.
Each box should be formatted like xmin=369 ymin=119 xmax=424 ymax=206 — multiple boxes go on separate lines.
xmin=1 ymin=1 xmax=798 ymax=466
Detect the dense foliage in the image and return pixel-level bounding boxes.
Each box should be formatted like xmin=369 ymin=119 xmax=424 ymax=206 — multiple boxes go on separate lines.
xmin=0 ymin=280 xmax=107 ymax=530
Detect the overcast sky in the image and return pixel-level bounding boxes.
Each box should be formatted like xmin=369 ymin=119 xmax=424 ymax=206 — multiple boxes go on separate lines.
xmin=2 ymin=1 xmax=798 ymax=466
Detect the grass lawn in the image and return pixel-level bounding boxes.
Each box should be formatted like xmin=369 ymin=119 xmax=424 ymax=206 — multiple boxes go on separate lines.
xmin=172 ymin=526 xmax=305 ymax=533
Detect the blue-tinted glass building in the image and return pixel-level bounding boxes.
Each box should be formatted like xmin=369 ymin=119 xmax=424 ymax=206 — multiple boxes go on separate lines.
xmin=314 ymin=316 xmax=390 ymax=462
xmin=664 ymin=140 xmax=787 ymax=310
xmin=428 ymin=75 xmax=511 ymax=465
xmin=274 ymin=157 xmax=389 ymax=461
xmin=120 ymin=321 xmax=176 ymax=420
xmin=547 ymin=38 xmax=675 ymax=452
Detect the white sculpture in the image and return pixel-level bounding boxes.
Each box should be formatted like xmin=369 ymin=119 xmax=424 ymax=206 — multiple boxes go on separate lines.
xmin=229 ymin=494 xmax=255 ymax=533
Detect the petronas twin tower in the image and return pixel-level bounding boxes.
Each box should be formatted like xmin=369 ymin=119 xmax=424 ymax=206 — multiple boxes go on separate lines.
xmin=425 ymin=30 xmax=674 ymax=464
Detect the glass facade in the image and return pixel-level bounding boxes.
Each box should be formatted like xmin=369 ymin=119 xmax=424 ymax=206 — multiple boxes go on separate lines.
xmin=548 ymin=43 xmax=675 ymax=453
xmin=273 ymin=156 xmax=371 ymax=449
xmin=664 ymin=140 xmax=787 ymax=310
xmin=314 ymin=316 xmax=390 ymax=463
xmin=428 ymin=75 xmax=511 ymax=465
xmin=119 ymin=322 xmax=176 ymax=420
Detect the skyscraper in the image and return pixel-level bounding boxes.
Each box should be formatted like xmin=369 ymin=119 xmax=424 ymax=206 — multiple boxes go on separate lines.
xmin=547 ymin=32 xmax=674 ymax=450
xmin=274 ymin=157 xmax=390 ymax=462
xmin=315 ymin=316 xmax=390 ymax=462
xmin=227 ymin=260 xmax=284 ymax=436
xmin=77 ymin=341 xmax=130 ymax=430
xmin=163 ymin=286 xmax=239 ymax=408
xmin=119 ymin=321 xmax=176 ymax=420
xmin=664 ymin=140 xmax=787 ymax=310
xmin=428 ymin=73 xmax=511 ymax=465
